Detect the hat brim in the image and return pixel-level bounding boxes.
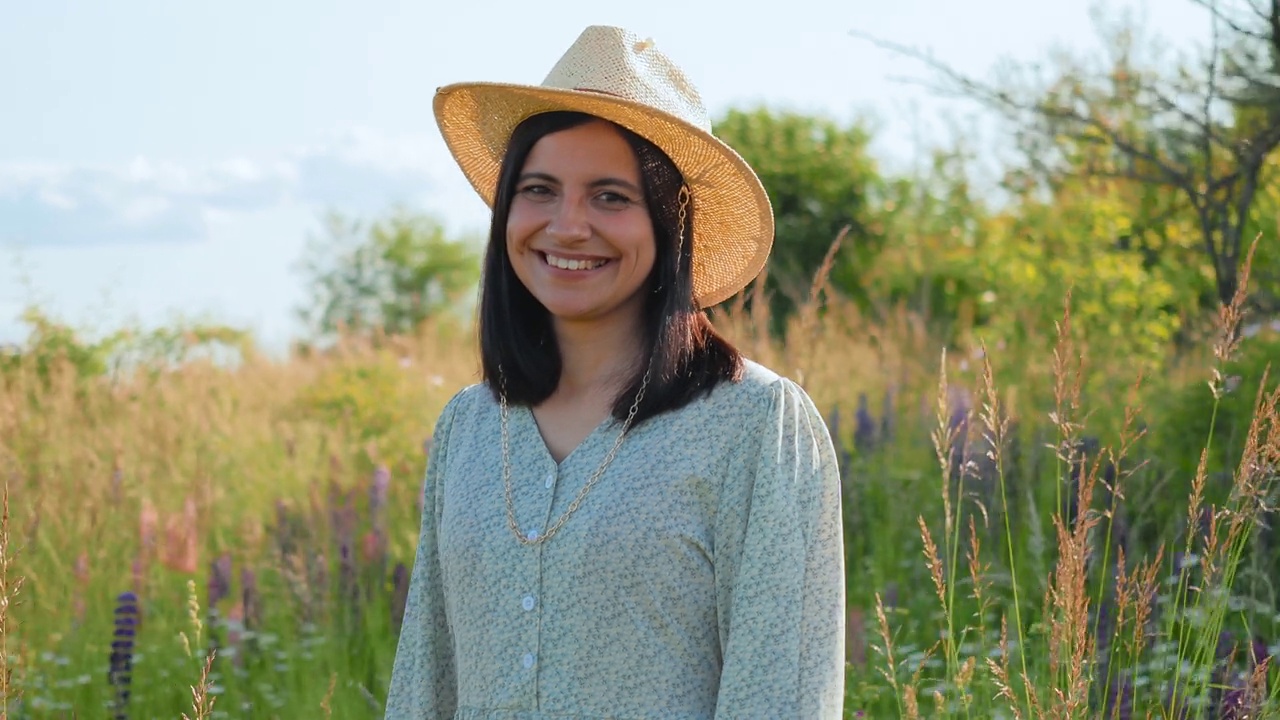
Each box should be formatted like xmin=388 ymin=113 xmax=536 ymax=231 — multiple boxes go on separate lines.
xmin=433 ymin=82 xmax=774 ymax=309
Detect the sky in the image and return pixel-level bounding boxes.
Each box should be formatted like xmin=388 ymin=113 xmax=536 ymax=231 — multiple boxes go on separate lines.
xmin=0 ymin=0 xmax=1212 ymax=354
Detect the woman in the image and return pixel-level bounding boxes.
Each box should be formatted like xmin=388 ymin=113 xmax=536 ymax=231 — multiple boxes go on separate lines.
xmin=386 ymin=25 xmax=846 ymax=719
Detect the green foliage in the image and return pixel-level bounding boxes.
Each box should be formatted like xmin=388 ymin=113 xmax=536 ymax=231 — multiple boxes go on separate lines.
xmin=712 ymin=107 xmax=887 ymax=325
xmin=973 ymin=187 xmax=1186 ymax=373
xmin=0 ymin=306 xmax=254 ymax=385
xmin=862 ymin=146 xmax=990 ymax=340
xmin=296 ymin=208 xmax=483 ymax=339
xmin=1147 ymin=332 xmax=1280 ymax=494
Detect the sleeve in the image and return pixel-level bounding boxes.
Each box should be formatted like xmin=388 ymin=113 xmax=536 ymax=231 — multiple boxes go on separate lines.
xmin=713 ymin=377 xmax=846 ymax=718
xmin=383 ymin=391 xmax=463 ymax=720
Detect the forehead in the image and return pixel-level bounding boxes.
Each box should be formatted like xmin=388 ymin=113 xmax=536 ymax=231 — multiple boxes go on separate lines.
xmin=521 ymin=120 xmax=641 ymax=180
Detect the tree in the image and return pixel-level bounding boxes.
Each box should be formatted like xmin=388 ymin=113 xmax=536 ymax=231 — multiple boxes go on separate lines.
xmin=295 ymin=209 xmax=483 ymax=338
xmin=854 ymin=0 xmax=1280 ymax=309
xmin=712 ymin=107 xmax=888 ymax=327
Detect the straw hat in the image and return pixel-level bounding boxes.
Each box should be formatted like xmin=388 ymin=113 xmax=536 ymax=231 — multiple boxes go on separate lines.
xmin=432 ymin=25 xmax=774 ymax=308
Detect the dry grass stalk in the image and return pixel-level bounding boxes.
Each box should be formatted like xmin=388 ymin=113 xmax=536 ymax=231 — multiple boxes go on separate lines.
xmin=790 ymin=226 xmax=850 ymax=384
xmin=321 ymin=671 xmax=338 ymax=717
xmin=1186 ymin=449 xmax=1209 ymax=555
xmin=986 ymin=615 xmax=1024 ymax=720
xmin=873 ymin=592 xmax=899 ymax=697
xmin=967 ymin=514 xmax=992 ymax=621
xmin=181 ymin=649 xmax=217 ymax=720
xmin=1127 ymin=546 xmax=1163 ymax=666
xmin=1210 ymin=233 xmax=1260 ymax=385
xmin=918 ymin=516 xmax=946 ymax=611
xmin=902 ymin=642 xmax=935 ymax=720
xmin=0 ymin=482 xmax=23 ymax=718
xmin=1050 ymin=289 xmax=1084 ymax=458
xmin=1045 ymin=451 xmax=1102 ymax=718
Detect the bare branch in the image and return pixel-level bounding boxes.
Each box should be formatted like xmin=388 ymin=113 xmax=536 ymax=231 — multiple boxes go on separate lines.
xmin=1189 ymin=0 xmax=1273 ymax=40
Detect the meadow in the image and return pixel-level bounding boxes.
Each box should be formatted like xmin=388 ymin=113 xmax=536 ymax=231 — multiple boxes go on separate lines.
xmin=2 ymin=242 xmax=1279 ymax=719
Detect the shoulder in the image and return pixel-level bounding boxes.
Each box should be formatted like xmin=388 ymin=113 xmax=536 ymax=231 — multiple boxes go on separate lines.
xmin=704 ymin=358 xmax=807 ymax=412
xmin=687 ymin=358 xmax=823 ymax=438
xmin=430 ymin=382 xmax=496 ymax=437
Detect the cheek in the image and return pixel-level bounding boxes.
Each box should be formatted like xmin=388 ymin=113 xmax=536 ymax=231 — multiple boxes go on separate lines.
xmin=505 ymin=202 xmax=540 ymax=249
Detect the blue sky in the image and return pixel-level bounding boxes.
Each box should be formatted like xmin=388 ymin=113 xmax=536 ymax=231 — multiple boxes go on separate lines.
xmin=0 ymin=0 xmax=1210 ymax=353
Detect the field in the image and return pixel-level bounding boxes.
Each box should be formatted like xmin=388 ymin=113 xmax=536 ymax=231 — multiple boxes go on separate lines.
xmin=2 ymin=255 xmax=1279 ymax=719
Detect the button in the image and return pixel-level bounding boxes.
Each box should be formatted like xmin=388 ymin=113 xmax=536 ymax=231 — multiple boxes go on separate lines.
xmin=544 ymin=473 xmax=554 ymax=489
xmin=522 ymin=595 xmax=536 ymax=611
xmin=522 ymin=652 xmax=535 ymax=669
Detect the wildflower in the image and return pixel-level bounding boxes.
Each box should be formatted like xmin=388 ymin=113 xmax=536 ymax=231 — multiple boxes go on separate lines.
xmin=391 ymin=563 xmax=410 ymax=633
xmin=108 ymin=591 xmax=139 ymax=720
xmin=854 ymin=393 xmax=875 ymax=452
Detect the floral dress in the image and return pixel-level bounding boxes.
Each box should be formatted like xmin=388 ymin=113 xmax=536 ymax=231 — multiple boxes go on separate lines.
xmin=384 ymin=360 xmax=846 ymax=719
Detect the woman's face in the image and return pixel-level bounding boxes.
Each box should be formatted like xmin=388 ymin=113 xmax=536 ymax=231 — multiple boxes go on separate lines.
xmin=505 ymin=119 xmax=656 ymax=333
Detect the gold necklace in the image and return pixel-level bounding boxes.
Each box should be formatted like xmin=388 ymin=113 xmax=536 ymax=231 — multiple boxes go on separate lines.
xmin=500 ymin=369 xmax=651 ymax=546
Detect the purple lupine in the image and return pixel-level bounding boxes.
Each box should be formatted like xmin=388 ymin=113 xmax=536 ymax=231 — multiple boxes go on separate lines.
xmin=946 ymin=386 xmax=972 ymax=481
xmin=208 ymin=553 xmax=232 ymax=610
xmin=854 ymin=393 xmax=875 ymax=452
xmin=108 ymin=591 xmax=139 ymax=720
xmin=241 ymin=568 xmax=260 ymax=631
xmin=1249 ymin=636 xmax=1269 ymax=667
xmin=206 ymin=553 xmax=233 ymax=665
xmin=391 ymin=562 xmax=410 ymax=634
xmin=1102 ymin=675 xmax=1133 ymax=720
xmin=825 ymin=404 xmax=852 ymax=485
xmin=371 ymin=465 xmax=390 ymax=518
xmin=1218 ymin=680 xmax=1265 ymax=720
xmin=369 ymin=465 xmax=391 ymax=571
xmin=879 ymin=387 xmax=895 ymax=444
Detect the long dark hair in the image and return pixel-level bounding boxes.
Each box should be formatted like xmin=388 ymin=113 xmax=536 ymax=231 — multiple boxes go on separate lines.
xmin=478 ymin=110 xmax=743 ymax=426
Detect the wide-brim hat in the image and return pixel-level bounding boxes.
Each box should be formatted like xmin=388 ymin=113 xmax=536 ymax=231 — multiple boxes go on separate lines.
xmin=432 ymin=25 xmax=774 ymax=309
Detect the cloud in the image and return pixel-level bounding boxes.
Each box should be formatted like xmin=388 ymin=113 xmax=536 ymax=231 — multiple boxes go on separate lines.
xmin=0 ymin=128 xmax=453 ymax=247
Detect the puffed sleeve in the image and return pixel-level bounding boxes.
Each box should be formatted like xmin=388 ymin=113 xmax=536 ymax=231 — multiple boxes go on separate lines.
xmin=713 ymin=377 xmax=846 ymax=718
xmin=384 ymin=391 xmax=463 ymax=719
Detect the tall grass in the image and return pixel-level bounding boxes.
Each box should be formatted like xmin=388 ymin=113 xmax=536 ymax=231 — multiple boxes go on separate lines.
xmin=0 ymin=235 xmax=1277 ymax=717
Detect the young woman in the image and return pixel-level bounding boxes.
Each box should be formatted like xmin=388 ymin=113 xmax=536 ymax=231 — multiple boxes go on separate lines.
xmin=385 ymin=25 xmax=846 ymax=719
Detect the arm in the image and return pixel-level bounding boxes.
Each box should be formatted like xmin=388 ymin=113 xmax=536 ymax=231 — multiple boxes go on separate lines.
xmin=714 ymin=378 xmax=846 ymax=718
xmin=384 ymin=394 xmax=462 ymax=720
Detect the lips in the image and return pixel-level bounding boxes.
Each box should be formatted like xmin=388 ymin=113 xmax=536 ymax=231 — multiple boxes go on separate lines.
xmin=540 ymin=251 xmax=610 ymax=271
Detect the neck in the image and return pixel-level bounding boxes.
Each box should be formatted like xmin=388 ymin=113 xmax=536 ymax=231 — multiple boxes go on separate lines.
xmin=552 ymin=314 xmax=647 ymax=401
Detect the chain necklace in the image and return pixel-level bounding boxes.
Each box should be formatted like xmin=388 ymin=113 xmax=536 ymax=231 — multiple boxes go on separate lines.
xmin=500 ymin=368 xmax=651 ymax=546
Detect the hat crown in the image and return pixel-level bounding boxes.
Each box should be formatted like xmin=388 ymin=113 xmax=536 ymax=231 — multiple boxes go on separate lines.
xmin=541 ymin=26 xmax=712 ymax=133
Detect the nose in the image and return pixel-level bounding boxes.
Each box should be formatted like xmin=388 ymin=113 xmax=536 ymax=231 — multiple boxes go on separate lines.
xmin=545 ymin=195 xmax=590 ymax=243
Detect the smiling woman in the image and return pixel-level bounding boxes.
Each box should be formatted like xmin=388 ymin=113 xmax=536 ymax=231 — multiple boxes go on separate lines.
xmin=384 ymin=25 xmax=846 ymax=719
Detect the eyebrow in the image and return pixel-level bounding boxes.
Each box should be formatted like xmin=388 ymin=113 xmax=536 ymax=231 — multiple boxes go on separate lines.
xmin=518 ymin=172 xmax=643 ymax=196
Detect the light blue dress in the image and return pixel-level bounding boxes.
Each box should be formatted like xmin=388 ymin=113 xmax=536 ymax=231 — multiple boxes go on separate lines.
xmin=384 ymin=359 xmax=846 ymax=719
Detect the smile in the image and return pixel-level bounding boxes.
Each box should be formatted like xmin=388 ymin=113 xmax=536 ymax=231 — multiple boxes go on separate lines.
xmin=541 ymin=252 xmax=610 ymax=271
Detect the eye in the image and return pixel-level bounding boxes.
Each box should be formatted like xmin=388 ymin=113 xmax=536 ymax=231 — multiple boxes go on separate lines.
xmin=595 ymin=191 xmax=635 ymax=208
xmin=517 ymin=183 xmax=555 ymax=201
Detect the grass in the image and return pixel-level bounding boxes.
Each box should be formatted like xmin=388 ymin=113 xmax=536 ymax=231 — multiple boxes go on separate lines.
xmin=1 ymin=236 xmax=1278 ymax=718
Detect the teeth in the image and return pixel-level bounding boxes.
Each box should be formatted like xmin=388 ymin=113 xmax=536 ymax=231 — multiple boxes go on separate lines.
xmin=545 ymin=253 xmax=606 ymax=271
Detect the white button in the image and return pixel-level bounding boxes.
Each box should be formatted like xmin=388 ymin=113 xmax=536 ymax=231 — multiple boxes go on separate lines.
xmin=522 ymin=595 xmax=536 ymax=611
xmin=522 ymin=652 xmax=535 ymax=669
xmin=544 ymin=473 xmax=554 ymax=489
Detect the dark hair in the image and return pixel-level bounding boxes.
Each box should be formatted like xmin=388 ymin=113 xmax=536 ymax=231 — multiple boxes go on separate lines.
xmin=478 ymin=110 xmax=743 ymax=426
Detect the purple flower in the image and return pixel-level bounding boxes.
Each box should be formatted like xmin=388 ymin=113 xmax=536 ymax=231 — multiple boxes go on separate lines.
xmin=371 ymin=465 xmax=391 ymax=516
xmin=391 ymin=563 xmax=410 ymax=633
xmin=108 ymin=591 xmax=139 ymax=720
xmin=854 ymin=393 xmax=875 ymax=451
xmin=208 ymin=553 xmax=233 ymax=610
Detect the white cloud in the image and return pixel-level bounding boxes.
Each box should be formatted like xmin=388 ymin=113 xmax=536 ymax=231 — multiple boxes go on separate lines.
xmin=0 ymin=127 xmax=487 ymax=247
